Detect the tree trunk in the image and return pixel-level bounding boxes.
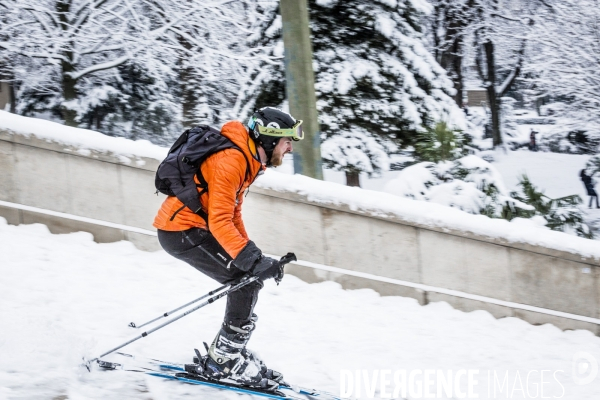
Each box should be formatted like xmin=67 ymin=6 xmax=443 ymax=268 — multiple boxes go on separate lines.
xmin=345 ymin=170 xmax=360 ymax=187
xmin=180 ymin=65 xmax=196 ymax=129
xmin=435 ymin=1 xmax=476 ymax=109
xmin=179 ymin=31 xmax=197 ymax=129
xmin=483 ymin=40 xmax=502 ymax=146
xmin=57 ymin=1 xmax=78 ymax=127
xmin=8 ymin=81 xmax=16 ymax=113
xmin=439 ymin=19 xmax=465 ymax=107
xmin=487 ymin=86 xmax=502 ymax=146
xmin=61 ymin=58 xmax=78 ymax=127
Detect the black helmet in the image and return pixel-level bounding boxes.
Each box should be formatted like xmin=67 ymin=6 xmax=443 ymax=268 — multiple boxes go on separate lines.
xmin=246 ymin=107 xmax=303 ymax=163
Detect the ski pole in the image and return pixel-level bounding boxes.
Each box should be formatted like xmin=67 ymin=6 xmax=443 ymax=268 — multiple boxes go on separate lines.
xmin=128 ymin=283 xmax=229 ymax=329
xmin=85 ymin=275 xmax=259 ymax=370
xmin=127 ymin=252 xmax=296 ymax=329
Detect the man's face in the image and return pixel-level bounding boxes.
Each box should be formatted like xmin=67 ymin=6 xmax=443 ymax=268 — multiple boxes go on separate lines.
xmin=270 ymin=137 xmax=293 ymax=167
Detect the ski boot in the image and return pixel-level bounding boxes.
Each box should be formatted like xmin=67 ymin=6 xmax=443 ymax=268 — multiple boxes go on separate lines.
xmin=242 ymin=314 xmax=284 ymax=383
xmin=241 ymin=348 xmax=284 ymax=383
xmin=200 ymin=322 xmax=279 ymax=391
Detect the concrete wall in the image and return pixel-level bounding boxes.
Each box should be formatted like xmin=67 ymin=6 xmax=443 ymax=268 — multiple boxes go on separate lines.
xmin=1 ymin=128 xmax=599 ymax=333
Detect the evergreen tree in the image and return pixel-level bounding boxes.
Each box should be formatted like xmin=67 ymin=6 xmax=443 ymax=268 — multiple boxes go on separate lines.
xmin=77 ymin=63 xmax=180 ymax=145
xmin=315 ymin=0 xmax=463 ymax=185
xmin=508 ymin=175 xmax=593 ymax=239
xmin=413 ymin=121 xmax=469 ymax=163
xmin=255 ymin=0 xmax=463 ymax=185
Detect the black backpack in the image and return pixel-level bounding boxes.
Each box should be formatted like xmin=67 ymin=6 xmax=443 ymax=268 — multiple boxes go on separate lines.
xmin=155 ymin=125 xmax=249 ymax=221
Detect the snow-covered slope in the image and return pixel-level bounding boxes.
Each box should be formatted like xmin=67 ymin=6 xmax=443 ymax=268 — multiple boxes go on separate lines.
xmin=1 ymin=219 xmax=599 ymax=399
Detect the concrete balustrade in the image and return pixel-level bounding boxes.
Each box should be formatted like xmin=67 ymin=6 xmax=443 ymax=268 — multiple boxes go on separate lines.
xmin=1 ymin=127 xmax=599 ymax=334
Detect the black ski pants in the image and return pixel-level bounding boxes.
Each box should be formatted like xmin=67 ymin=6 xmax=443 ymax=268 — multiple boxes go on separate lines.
xmin=157 ymin=228 xmax=263 ymax=328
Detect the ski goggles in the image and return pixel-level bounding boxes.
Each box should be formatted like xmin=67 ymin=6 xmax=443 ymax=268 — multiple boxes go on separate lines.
xmin=248 ymin=117 xmax=304 ymax=141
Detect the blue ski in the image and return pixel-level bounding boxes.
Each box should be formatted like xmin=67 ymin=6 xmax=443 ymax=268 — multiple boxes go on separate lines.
xmin=98 ymin=352 xmax=341 ymax=400
xmin=145 ymin=370 xmax=302 ymax=399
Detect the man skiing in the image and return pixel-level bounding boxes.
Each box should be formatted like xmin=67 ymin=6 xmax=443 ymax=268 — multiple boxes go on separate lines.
xmin=153 ymin=107 xmax=303 ymax=390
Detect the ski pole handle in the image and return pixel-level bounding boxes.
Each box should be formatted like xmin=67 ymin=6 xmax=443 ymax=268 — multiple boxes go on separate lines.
xmin=275 ymin=252 xmax=297 ymax=284
xmin=279 ymin=252 xmax=297 ymax=266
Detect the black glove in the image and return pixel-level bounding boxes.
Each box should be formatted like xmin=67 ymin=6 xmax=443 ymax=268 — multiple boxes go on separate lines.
xmin=251 ymin=252 xmax=297 ymax=284
xmin=252 ymin=256 xmax=282 ymax=282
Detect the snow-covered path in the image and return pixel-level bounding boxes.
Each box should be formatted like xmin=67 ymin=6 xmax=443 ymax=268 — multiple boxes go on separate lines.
xmin=1 ymin=219 xmax=599 ymax=400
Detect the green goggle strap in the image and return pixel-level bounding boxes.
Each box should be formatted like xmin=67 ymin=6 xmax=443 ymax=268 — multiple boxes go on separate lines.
xmin=256 ymin=120 xmax=304 ymax=141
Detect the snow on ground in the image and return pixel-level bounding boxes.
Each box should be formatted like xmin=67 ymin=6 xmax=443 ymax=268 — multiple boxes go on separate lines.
xmin=491 ymin=149 xmax=589 ymax=199
xmin=1 ymin=219 xmax=600 ymax=400
xmin=491 ymin=149 xmax=600 ymax=235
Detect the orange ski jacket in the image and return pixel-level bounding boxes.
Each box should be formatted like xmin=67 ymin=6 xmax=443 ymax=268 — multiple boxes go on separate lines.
xmin=153 ymin=121 xmax=265 ymax=259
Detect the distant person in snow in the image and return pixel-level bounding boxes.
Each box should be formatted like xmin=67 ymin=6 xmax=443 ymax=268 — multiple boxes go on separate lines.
xmin=580 ymin=169 xmax=599 ymax=208
xmin=529 ymin=129 xmax=538 ymax=151
xmin=153 ymin=107 xmax=303 ymax=390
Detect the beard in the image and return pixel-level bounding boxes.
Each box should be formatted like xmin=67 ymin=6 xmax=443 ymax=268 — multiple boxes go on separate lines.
xmin=269 ymin=150 xmax=284 ymax=167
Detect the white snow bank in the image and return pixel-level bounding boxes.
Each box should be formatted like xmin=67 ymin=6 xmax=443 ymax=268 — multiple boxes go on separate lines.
xmin=0 ymin=111 xmax=167 ymax=161
xmin=2 ymin=113 xmax=598 ymax=260
xmin=1 ymin=219 xmax=599 ymax=399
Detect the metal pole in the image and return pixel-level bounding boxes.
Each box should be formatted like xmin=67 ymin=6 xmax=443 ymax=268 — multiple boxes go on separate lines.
xmin=280 ymin=0 xmax=323 ymax=180
xmin=129 ymin=283 xmax=229 ymax=329
xmin=87 ymin=276 xmax=259 ymax=366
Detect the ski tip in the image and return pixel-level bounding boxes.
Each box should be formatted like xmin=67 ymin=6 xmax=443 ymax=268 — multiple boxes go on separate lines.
xmin=80 ymin=356 xmax=95 ymax=373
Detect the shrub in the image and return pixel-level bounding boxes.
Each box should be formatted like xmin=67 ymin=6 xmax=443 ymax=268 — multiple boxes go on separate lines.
xmin=413 ymin=122 xmax=469 ymax=163
xmin=507 ymin=175 xmax=593 ymax=238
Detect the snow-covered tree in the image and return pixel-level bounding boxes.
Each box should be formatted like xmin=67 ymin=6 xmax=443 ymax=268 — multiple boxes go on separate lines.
xmin=524 ymin=0 xmax=600 ymax=152
xmin=175 ymin=0 xmax=280 ymax=128
xmin=1 ymin=0 xmax=170 ymax=125
xmin=428 ymin=1 xmax=556 ymax=148
xmin=429 ymin=0 xmax=474 ymax=108
xmin=470 ymin=0 xmax=532 ymax=147
xmin=76 ymin=62 xmax=180 ymax=144
xmin=384 ymin=155 xmax=531 ymax=217
xmin=255 ymin=0 xmax=464 ymax=186
xmin=313 ymin=0 xmax=463 ymax=186
xmin=0 ymin=0 xmax=276 ymax=138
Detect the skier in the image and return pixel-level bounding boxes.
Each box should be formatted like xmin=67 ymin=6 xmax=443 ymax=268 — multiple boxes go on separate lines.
xmin=153 ymin=107 xmax=303 ymax=389
xmin=580 ymin=169 xmax=599 ymax=209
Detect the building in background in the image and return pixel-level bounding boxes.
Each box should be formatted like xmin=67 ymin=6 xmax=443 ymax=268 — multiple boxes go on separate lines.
xmin=466 ymin=87 xmax=488 ymax=107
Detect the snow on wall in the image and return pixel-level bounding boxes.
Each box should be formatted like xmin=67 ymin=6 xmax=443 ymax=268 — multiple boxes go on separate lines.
xmin=1 ymin=111 xmax=599 ymax=260
xmin=0 ymin=111 xmax=167 ymax=161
